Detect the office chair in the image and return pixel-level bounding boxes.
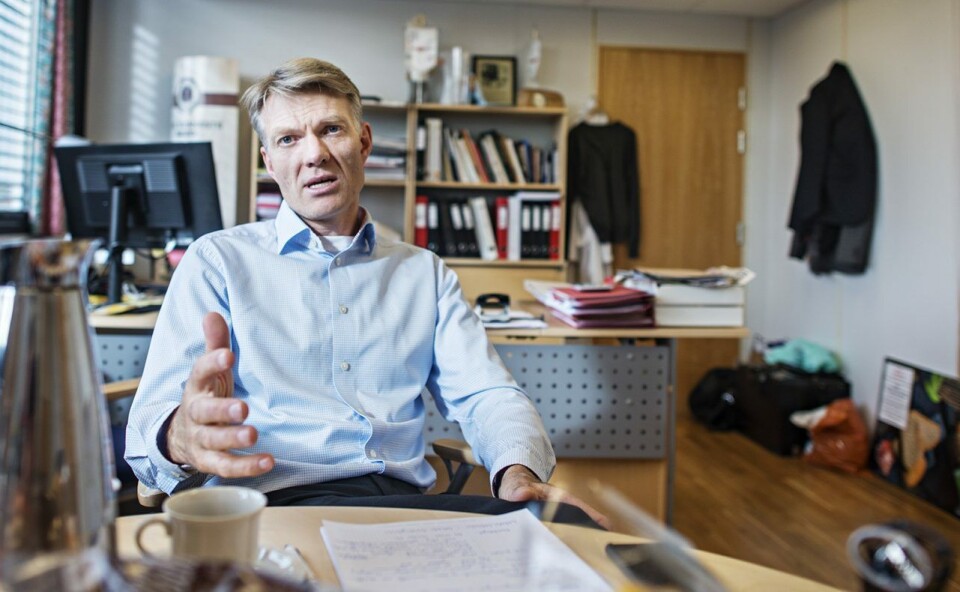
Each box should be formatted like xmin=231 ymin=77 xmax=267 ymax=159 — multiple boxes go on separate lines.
xmin=104 ymin=379 xmax=483 ymax=508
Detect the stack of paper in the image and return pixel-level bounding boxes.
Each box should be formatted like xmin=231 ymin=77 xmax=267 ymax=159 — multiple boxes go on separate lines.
xmin=321 ymin=510 xmax=611 ymax=592
xmin=616 ymin=267 xmax=752 ymax=327
xmin=524 ymin=280 xmax=654 ymax=329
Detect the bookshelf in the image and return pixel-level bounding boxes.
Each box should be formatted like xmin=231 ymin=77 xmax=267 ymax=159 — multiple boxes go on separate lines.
xmin=249 ymin=102 xmax=569 ymax=302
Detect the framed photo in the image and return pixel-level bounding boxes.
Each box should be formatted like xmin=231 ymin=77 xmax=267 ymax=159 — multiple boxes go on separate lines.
xmin=472 ymin=55 xmax=517 ymax=106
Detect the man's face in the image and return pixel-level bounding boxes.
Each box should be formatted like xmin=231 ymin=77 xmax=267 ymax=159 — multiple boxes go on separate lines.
xmin=259 ymin=92 xmax=371 ymax=236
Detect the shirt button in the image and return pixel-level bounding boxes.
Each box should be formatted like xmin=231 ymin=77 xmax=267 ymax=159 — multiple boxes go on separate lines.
xmin=340 ymin=361 xmax=351 ymax=371
xmin=335 ymin=259 xmax=343 ymax=266
xmin=339 ymin=305 xmax=348 ymax=314
xmin=368 ymin=450 xmax=378 ymax=459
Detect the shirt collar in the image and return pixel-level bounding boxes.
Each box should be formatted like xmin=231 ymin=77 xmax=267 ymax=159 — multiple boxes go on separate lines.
xmin=274 ymin=201 xmax=377 ymax=255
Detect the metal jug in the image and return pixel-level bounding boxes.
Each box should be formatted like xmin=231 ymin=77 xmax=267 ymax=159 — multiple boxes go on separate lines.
xmin=0 ymin=239 xmax=120 ymax=588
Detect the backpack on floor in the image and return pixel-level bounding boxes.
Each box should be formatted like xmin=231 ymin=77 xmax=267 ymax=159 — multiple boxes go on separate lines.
xmin=688 ymin=368 xmax=739 ymax=430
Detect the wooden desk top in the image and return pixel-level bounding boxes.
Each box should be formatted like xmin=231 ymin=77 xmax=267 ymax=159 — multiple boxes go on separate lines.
xmin=90 ymin=302 xmax=749 ymax=340
xmin=116 ymin=507 xmax=836 ymax=591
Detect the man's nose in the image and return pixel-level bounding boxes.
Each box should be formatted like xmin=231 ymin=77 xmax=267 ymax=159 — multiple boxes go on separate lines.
xmin=304 ymin=133 xmax=330 ymax=166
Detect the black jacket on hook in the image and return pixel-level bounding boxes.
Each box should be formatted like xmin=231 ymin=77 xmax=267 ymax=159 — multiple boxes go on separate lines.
xmin=788 ymin=61 xmax=878 ymax=275
xmin=567 ymin=122 xmax=641 ymax=257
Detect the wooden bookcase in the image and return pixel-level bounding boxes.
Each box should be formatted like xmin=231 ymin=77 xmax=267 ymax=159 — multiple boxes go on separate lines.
xmin=249 ymin=103 xmax=569 ymax=303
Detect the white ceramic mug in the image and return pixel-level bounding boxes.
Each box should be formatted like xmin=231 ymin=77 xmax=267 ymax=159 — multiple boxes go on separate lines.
xmin=135 ymin=486 xmax=267 ymax=564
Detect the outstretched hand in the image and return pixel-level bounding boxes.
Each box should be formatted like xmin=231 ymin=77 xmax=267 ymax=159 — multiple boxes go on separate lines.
xmin=166 ymin=312 xmax=274 ymax=478
xmin=497 ymin=465 xmax=609 ymax=529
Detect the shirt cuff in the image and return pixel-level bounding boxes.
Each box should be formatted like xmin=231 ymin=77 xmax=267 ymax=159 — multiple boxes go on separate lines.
xmin=489 ymin=448 xmax=554 ymax=497
xmin=146 ymin=405 xmax=201 ymax=493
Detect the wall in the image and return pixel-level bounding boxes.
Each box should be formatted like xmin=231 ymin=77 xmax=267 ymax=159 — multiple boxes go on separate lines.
xmin=745 ymin=0 xmax=960 ymax=426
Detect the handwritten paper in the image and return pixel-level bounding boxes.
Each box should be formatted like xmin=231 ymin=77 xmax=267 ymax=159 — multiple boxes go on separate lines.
xmin=879 ymin=361 xmax=915 ymax=429
xmin=320 ymin=509 xmax=611 ymax=592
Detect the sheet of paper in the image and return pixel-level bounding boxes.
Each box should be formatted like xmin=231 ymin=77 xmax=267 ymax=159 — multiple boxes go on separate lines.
xmin=320 ymin=509 xmax=611 ymax=592
xmin=879 ymin=361 xmax=915 ymax=429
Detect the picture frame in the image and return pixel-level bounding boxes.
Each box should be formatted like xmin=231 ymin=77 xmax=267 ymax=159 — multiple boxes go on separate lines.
xmin=472 ymin=55 xmax=517 ymax=106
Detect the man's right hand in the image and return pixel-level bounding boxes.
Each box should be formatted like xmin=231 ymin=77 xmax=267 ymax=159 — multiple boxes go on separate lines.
xmin=166 ymin=312 xmax=275 ymax=478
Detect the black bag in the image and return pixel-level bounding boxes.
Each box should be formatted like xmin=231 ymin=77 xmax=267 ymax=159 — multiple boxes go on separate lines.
xmin=688 ymin=368 xmax=739 ymax=430
xmin=735 ymin=364 xmax=850 ymax=455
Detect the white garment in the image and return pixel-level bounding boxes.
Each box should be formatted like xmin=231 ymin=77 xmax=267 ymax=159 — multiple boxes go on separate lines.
xmin=567 ymin=200 xmax=612 ymax=285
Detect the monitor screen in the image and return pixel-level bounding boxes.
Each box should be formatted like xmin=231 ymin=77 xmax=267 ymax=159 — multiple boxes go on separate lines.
xmin=55 ymin=141 xmax=222 ymax=249
xmin=55 ymin=141 xmax=223 ymax=303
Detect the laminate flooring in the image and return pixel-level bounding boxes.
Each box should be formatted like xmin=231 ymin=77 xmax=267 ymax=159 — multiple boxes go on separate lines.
xmin=672 ymin=412 xmax=960 ymax=591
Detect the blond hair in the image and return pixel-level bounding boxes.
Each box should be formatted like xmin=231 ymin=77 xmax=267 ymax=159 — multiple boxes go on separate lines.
xmin=240 ymin=57 xmax=363 ymax=146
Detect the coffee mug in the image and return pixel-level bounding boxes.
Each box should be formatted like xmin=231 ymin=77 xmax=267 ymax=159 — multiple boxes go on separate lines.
xmin=135 ymin=486 xmax=267 ymax=564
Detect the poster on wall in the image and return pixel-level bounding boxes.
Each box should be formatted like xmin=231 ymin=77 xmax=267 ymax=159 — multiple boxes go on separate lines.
xmin=172 ymin=56 xmax=239 ymax=227
xmin=871 ymin=357 xmax=960 ymax=518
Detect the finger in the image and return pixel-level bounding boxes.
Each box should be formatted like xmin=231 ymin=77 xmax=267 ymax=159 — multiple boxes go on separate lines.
xmin=185 ymin=348 xmax=234 ymax=396
xmin=512 ymin=483 xmax=611 ymax=530
xmin=203 ymin=312 xmax=231 ymax=353
xmin=194 ymin=449 xmax=275 ymax=479
xmin=185 ymin=397 xmax=247 ymax=425
xmin=195 ymin=424 xmax=259 ymax=452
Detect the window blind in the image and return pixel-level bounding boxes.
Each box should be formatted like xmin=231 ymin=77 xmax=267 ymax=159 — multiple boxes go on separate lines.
xmin=0 ymin=0 xmax=39 ymax=213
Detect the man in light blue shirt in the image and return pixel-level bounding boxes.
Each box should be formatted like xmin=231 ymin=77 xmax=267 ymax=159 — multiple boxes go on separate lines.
xmin=125 ymin=58 xmax=604 ymax=526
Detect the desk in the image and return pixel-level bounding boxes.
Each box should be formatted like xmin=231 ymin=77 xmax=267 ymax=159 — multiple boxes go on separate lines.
xmin=91 ymin=304 xmax=749 ymax=523
xmin=115 ymin=507 xmax=838 ymax=591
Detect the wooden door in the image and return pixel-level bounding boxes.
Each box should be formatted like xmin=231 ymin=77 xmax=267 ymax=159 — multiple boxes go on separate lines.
xmin=598 ymin=47 xmax=746 ymax=409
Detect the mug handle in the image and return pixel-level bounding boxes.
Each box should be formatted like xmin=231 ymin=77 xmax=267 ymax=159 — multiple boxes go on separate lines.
xmin=134 ymin=517 xmax=171 ymax=558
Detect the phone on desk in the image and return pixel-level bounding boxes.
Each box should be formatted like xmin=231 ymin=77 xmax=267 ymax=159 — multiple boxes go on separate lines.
xmin=606 ymin=543 xmax=727 ymax=592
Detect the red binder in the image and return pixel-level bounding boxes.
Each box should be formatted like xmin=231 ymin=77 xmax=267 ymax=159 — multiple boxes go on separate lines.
xmin=549 ymin=201 xmax=561 ymax=259
xmin=550 ymin=285 xmax=651 ymax=308
xmin=414 ymin=195 xmax=428 ymax=248
xmin=494 ymin=196 xmax=509 ymax=259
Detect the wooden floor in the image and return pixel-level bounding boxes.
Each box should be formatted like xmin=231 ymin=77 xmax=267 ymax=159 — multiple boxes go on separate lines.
xmin=672 ymin=412 xmax=960 ymax=591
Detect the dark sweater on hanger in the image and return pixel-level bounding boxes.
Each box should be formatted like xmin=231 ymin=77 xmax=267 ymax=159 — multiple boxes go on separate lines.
xmin=789 ymin=61 xmax=877 ymax=274
xmin=566 ymin=122 xmax=641 ymax=257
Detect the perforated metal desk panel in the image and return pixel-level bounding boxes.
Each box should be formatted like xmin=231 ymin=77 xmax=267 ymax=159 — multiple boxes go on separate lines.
xmin=424 ymin=343 xmax=670 ymax=459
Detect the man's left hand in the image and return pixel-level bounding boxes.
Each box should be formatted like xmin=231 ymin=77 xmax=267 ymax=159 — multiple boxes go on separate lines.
xmin=497 ymin=465 xmax=610 ymax=529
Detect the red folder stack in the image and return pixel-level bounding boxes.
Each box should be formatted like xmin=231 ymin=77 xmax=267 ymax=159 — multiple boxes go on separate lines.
xmin=545 ymin=284 xmax=655 ymax=329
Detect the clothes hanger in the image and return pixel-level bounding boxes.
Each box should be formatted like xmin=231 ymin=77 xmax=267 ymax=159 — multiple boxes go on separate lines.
xmin=581 ymin=95 xmax=610 ymax=126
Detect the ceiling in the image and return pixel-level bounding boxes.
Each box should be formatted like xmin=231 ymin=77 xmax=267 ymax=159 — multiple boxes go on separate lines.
xmin=423 ymin=0 xmax=809 ymax=18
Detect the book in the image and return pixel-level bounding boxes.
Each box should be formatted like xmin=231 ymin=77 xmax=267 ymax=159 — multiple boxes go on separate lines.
xmin=551 ymin=308 xmax=656 ymax=329
xmin=654 ymin=304 xmax=745 ymax=327
xmin=459 ymin=201 xmax=480 ymax=257
xmin=460 ymin=129 xmax=490 ymax=183
xmin=424 ymin=118 xmax=443 ymax=182
xmin=414 ymin=195 xmax=428 ymax=248
xmin=500 ymin=135 xmax=525 ymax=184
xmin=494 ymin=196 xmax=509 ymax=260
xmin=469 ymin=197 xmax=499 ymax=261
xmin=479 ymin=132 xmax=510 ymax=184
xmin=425 ymin=200 xmax=441 ymax=254
xmin=550 ymin=284 xmax=652 ymax=308
xmin=549 ymin=201 xmax=561 ymax=260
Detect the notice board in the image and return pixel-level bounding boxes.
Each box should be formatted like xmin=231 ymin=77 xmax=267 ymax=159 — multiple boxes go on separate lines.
xmin=871 ymin=357 xmax=960 ymax=518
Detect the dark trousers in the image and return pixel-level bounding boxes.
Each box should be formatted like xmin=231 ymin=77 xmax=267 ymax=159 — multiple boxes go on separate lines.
xmin=265 ymin=474 xmax=602 ymax=529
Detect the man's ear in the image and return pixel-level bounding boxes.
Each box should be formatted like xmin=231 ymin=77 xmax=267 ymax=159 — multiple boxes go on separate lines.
xmin=260 ymin=145 xmax=275 ymax=178
xmin=359 ymin=121 xmax=373 ymax=163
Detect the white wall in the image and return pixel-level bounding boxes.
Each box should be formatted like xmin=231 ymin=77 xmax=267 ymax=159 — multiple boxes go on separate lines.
xmin=86 ymin=0 xmax=749 ymax=142
xmin=746 ymin=0 xmax=960 ymax=425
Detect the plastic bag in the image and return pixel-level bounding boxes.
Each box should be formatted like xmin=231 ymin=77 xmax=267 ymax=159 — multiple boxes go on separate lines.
xmin=794 ymin=398 xmax=869 ymax=473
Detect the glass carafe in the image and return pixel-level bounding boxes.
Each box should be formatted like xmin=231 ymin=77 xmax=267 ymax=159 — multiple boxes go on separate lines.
xmin=0 ymin=239 xmax=122 ymax=589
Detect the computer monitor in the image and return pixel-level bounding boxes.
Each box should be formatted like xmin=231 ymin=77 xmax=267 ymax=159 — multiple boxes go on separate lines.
xmin=55 ymin=141 xmax=223 ymax=303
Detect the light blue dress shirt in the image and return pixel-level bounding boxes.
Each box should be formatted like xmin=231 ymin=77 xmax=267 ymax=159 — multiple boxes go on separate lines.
xmin=125 ymin=202 xmax=556 ymax=495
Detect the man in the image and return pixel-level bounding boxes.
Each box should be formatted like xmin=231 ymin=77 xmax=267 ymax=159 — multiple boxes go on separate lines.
xmin=126 ymin=57 xmax=604 ymax=526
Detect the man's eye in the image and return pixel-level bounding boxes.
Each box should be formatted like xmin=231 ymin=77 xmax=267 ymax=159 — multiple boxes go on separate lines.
xmin=325 ymin=125 xmax=342 ymax=134
xmin=278 ymin=136 xmax=294 ymax=145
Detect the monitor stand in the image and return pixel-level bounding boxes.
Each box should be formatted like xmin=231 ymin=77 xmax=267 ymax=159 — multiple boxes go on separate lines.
xmin=106 ymin=182 xmax=131 ymax=305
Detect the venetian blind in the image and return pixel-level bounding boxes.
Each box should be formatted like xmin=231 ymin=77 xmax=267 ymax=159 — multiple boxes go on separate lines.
xmin=0 ymin=0 xmax=38 ymax=212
